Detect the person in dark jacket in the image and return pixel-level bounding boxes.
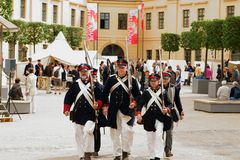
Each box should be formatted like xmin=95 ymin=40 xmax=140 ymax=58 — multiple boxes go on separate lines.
xmin=63 ymin=64 xmax=103 ymax=160
xmin=162 ymin=72 xmax=184 ymax=158
xmin=24 ymin=58 xmax=34 ymax=77
xmin=101 ymin=59 xmax=141 ymax=160
xmin=9 ymin=78 xmax=24 ymax=100
xmin=44 ymin=62 xmax=54 ymax=94
xmin=136 ymin=73 xmax=172 ymax=160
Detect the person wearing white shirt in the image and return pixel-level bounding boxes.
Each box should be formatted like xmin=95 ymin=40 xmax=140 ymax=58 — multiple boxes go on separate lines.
xmin=217 ymin=80 xmax=230 ymax=100
xmin=25 ymin=68 xmax=37 ymax=113
xmin=52 ymin=63 xmax=63 ymax=95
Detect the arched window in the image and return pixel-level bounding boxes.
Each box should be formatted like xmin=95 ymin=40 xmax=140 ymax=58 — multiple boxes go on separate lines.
xmin=102 ymin=44 xmax=124 ymax=57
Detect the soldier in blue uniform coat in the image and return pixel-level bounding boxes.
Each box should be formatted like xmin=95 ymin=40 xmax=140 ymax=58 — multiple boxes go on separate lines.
xmin=101 ymin=59 xmax=141 ymax=160
xmin=136 ymin=73 xmax=172 ymax=160
xmin=63 ymin=64 xmax=103 ymax=160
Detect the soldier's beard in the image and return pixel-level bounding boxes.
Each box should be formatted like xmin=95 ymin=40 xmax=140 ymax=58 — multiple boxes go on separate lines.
xmin=81 ymin=75 xmax=88 ymax=80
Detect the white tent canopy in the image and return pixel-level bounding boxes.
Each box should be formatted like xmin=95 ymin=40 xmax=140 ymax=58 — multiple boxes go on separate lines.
xmin=30 ymin=32 xmax=98 ymax=66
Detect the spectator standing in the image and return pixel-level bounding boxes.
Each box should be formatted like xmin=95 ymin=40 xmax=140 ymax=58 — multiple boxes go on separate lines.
xmin=44 ymin=62 xmax=54 ymax=94
xmin=52 ymin=63 xmax=63 ymax=95
xmin=61 ymin=64 xmax=67 ymax=91
xmin=232 ymin=66 xmax=240 ymax=82
xmin=195 ymin=64 xmax=201 ymax=79
xmin=35 ymin=59 xmax=44 ymax=88
xmin=205 ymin=65 xmax=213 ymax=80
xmin=167 ymin=66 xmax=176 ymax=85
xmin=223 ymin=67 xmax=232 ymax=82
xmin=216 ymin=64 xmax=222 ymax=82
xmin=24 ymin=58 xmax=34 ymax=77
xmin=25 ymin=68 xmax=37 ymax=113
xmin=71 ymin=65 xmax=80 ymax=82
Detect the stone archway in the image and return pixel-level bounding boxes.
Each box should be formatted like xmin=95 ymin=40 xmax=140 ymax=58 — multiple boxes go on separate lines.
xmin=102 ymin=44 xmax=124 ymax=57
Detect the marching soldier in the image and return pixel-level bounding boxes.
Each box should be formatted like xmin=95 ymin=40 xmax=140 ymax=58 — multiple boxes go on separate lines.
xmin=136 ymin=73 xmax=172 ymax=160
xmin=63 ymin=64 xmax=103 ymax=160
xmin=101 ymin=59 xmax=141 ymax=160
xmin=161 ymin=72 xmax=184 ymax=157
xmin=90 ymin=68 xmax=108 ymax=156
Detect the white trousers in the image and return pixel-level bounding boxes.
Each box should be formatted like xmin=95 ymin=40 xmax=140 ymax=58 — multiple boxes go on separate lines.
xmin=27 ymin=95 xmax=36 ymax=113
xmin=147 ymin=120 xmax=164 ymax=159
xmin=110 ymin=111 xmax=134 ymax=157
xmin=74 ymin=121 xmax=95 ymax=158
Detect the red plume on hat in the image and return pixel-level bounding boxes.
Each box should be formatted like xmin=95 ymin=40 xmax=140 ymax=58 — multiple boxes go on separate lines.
xmin=91 ymin=68 xmax=98 ymax=75
xmin=162 ymin=72 xmax=171 ymax=78
xmin=149 ymin=73 xmax=160 ymax=81
xmin=78 ymin=63 xmax=91 ymax=71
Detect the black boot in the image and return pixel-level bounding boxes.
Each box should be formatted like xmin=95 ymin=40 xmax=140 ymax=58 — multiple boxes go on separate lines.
xmin=155 ymin=157 xmax=160 ymax=160
xmin=165 ymin=149 xmax=173 ymax=157
xmin=114 ymin=156 xmax=121 ymax=160
xmin=84 ymin=152 xmax=91 ymax=160
xmin=122 ymin=151 xmax=129 ymax=160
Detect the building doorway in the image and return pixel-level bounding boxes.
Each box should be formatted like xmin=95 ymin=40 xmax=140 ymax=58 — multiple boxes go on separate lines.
xmin=102 ymin=44 xmax=124 ymax=57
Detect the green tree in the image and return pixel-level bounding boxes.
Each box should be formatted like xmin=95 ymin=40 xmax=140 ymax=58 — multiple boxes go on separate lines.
xmin=25 ymin=22 xmax=48 ymax=53
xmin=223 ymin=16 xmax=240 ymax=51
xmin=47 ymin=24 xmax=67 ymax=43
xmin=180 ymin=31 xmax=202 ymax=50
xmin=161 ymin=33 xmax=180 ymax=59
xmin=191 ymin=21 xmax=210 ymax=78
xmin=3 ymin=20 xmax=27 ymax=58
xmin=0 ymin=0 xmax=13 ymax=20
xmin=207 ymin=19 xmax=225 ymax=80
xmin=66 ymin=27 xmax=83 ymax=49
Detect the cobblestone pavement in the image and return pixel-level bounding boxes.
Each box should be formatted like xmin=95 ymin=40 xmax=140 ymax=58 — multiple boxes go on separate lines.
xmin=0 ymin=86 xmax=239 ymax=160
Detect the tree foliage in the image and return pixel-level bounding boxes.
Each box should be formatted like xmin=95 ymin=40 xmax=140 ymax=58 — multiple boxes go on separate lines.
xmin=4 ymin=20 xmax=28 ymax=44
xmin=0 ymin=0 xmax=13 ymax=20
xmin=223 ymin=16 xmax=240 ymax=51
xmin=25 ymin=22 xmax=47 ymax=52
xmin=206 ymin=19 xmax=224 ymax=51
xmin=161 ymin=33 xmax=180 ymax=59
xmin=66 ymin=27 xmax=83 ymax=49
xmin=180 ymin=31 xmax=202 ymax=50
xmin=47 ymin=24 xmax=67 ymax=43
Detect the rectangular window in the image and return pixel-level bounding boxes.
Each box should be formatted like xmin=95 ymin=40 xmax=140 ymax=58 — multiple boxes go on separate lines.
xmin=156 ymin=49 xmax=160 ymax=60
xmin=146 ymin=13 xmax=151 ymax=30
xmin=20 ymin=0 xmax=26 ymax=18
xmin=53 ymin=5 xmax=58 ymax=24
xmin=80 ymin=11 xmax=85 ymax=27
xmin=118 ymin=13 xmax=128 ymax=30
xmin=195 ymin=49 xmax=202 ymax=61
xmin=227 ymin=6 xmax=234 ymax=17
xmin=198 ymin=8 xmax=205 ymax=21
xmin=158 ymin=12 xmax=164 ymax=29
xmin=100 ymin=13 xmax=110 ymax=29
xmin=183 ymin=9 xmax=190 ymax=28
xmin=42 ymin=3 xmax=47 ymax=22
xmin=71 ymin=9 xmax=76 ymax=26
xmin=147 ymin=50 xmax=152 ymax=60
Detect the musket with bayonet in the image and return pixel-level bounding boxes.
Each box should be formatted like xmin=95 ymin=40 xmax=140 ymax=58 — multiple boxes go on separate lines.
xmin=83 ymin=40 xmax=99 ymax=137
xmin=126 ymin=37 xmax=133 ymax=101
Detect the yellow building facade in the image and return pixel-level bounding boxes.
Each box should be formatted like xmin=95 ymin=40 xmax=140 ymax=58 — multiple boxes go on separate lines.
xmin=86 ymin=0 xmax=240 ymax=63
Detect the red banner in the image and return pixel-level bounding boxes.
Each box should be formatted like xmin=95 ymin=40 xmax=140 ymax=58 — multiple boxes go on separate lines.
xmin=87 ymin=3 xmax=97 ymax=41
xmin=139 ymin=3 xmax=144 ymax=30
xmin=128 ymin=9 xmax=138 ymax=45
